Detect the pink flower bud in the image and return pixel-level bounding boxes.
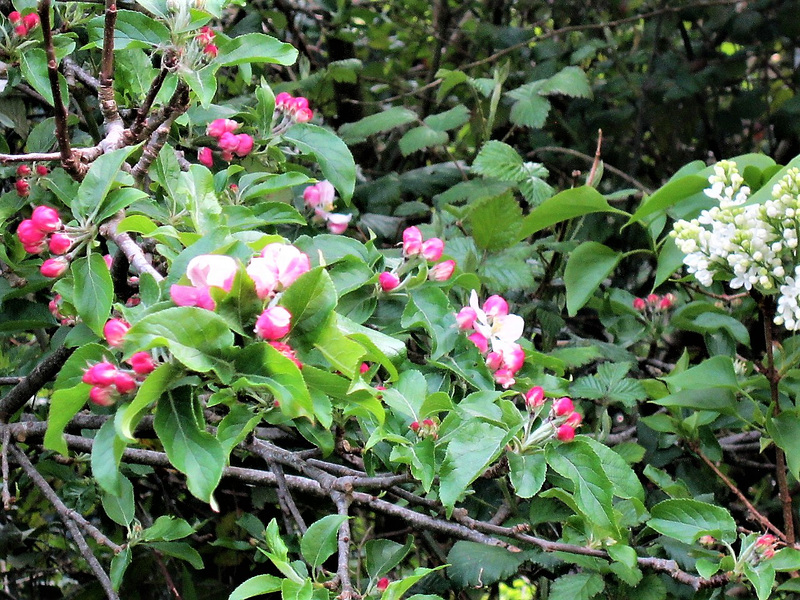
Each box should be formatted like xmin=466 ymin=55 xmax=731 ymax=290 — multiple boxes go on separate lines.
xmin=360 ymin=362 xmax=370 ymax=374
xmin=304 ymin=181 xmax=336 ymax=210
xmin=294 ymin=108 xmax=313 ymax=123
xmin=421 ymin=238 xmax=444 ymax=262
xmin=467 ymin=331 xmax=488 ymax=354
xmin=255 ymin=306 xmax=292 ymax=340
xmin=503 ymin=343 xmax=525 ymax=373
xmin=203 ymin=44 xmax=218 ymax=58
xmin=524 ymin=386 xmax=545 ymax=409
xmin=456 ymin=306 xmax=477 ymax=330
xmin=493 ymin=368 xmax=516 ymax=389
xmin=13 ymin=23 xmax=27 ymax=36
xmin=409 ymin=421 xmax=420 ymax=432
xmin=483 ymin=295 xmax=508 ymax=318
xmin=565 ymin=411 xmax=582 ymax=427
xmin=196 ymin=26 xmax=215 ymax=45
xmin=633 ymin=297 xmax=646 ymax=311
xmin=376 ymin=578 xmax=390 ymax=592
xmin=556 ymin=424 xmax=576 ymax=442
xmin=553 ymin=396 xmax=574 ymax=416
xmin=218 ymin=131 xmax=240 ymax=152
xmin=379 ymin=272 xmax=400 ymax=292
xmin=646 ymin=293 xmax=659 ymax=305
xmin=755 ymin=534 xmax=777 ymax=548
xmin=325 ymin=212 xmax=351 ymax=235
xmin=16 ymin=164 xmax=31 ymax=177
xmin=402 ymin=226 xmax=423 ymax=256
xmin=17 ymin=219 xmax=47 ymax=246
xmin=233 ymin=133 xmax=254 ymax=157
xmin=170 ymin=284 xmax=216 ymax=310
xmin=22 ymin=13 xmax=39 ymax=30
xmin=288 ymin=97 xmax=310 ymax=111
xmin=485 ymin=351 xmax=503 ymax=370
xmin=15 ymin=179 xmax=29 ymax=197
xmin=198 ymin=147 xmax=213 ymax=168
xmin=128 ymin=352 xmax=156 ymax=375
xmin=31 ymin=206 xmax=62 ymax=233
xmin=429 ymin=259 xmax=455 ymax=281
xmin=48 ymin=233 xmax=73 ymax=255
xmin=206 ymin=118 xmax=239 ymax=138
xmin=257 ymin=243 xmax=311 ymax=290
xmin=23 ymin=241 xmax=46 ymax=254
xmin=35 ymin=165 xmax=49 ymax=176
xmin=103 ymin=254 xmax=113 ymax=269
xmin=422 ymin=418 xmax=435 ymax=428
xmin=186 ymin=254 xmax=237 ymax=291
xmin=269 ymin=341 xmax=302 ymax=369
xmin=103 ymin=318 xmax=130 ymax=347
xmin=83 ymin=361 xmax=118 ymax=386
xmin=698 ymin=535 xmax=716 ymax=546
xmin=9 ymin=11 xmax=22 ymax=24
xmin=40 ymin=257 xmax=69 ymax=278
xmin=275 ymin=92 xmax=293 ymax=108
xmin=113 ymin=372 xmax=137 ymax=394
xmin=659 ymin=293 xmax=675 ymax=310
xmin=89 ymin=385 xmax=115 ymax=406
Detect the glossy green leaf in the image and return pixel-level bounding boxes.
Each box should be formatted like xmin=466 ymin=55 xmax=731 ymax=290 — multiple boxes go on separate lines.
xmin=72 ymin=254 xmax=114 ymax=337
xmin=401 ymin=286 xmax=459 ymax=360
xmin=215 ymin=33 xmax=298 ymax=66
xmin=648 ymin=499 xmax=736 ymax=544
xmin=447 ymin=541 xmax=526 ymax=587
xmin=75 ymin=146 xmax=138 ymax=220
xmin=519 ymin=186 xmax=627 ymax=239
xmin=549 ymin=573 xmax=605 ymax=600
xmin=146 ymin=541 xmax=203 ymax=569
xmin=766 ymin=410 xmax=800 ymax=480
xmin=398 ymin=126 xmax=448 ymax=155
xmin=44 ymin=383 xmax=90 ymax=455
xmin=339 ymin=107 xmax=418 ymax=144
xmin=229 ymin=575 xmax=283 ymax=600
xmin=424 ymin=105 xmax=470 ymax=132
xmin=627 ymin=175 xmax=708 ymax=225
xmin=284 ymin=123 xmax=355 ymax=202
xmin=365 ymin=537 xmax=412 ymax=579
xmin=142 ymin=516 xmax=194 ymax=541
xmin=110 ymin=547 xmax=131 ymax=591
xmin=507 ymin=451 xmax=546 ymax=498
xmin=101 ymin=475 xmax=135 ymax=527
xmin=116 ymin=363 xmax=179 ymax=442
xmin=91 ymin=419 xmax=127 ymax=496
xmin=279 ymin=267 xmax=337 ymax=336
xmin=183 ymin=66 xmax=218 ymax=108
xmin=87 ymin=10 xmax=170 ymax=49
xmin=564 ymin=242 xmax=621 ymax=316
xmin=300 ymin=514 xmax=349 ymax=569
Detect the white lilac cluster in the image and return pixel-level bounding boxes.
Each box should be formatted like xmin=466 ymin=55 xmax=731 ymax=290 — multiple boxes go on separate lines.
xmin=670 ymin=161 xmax=800 ymax=329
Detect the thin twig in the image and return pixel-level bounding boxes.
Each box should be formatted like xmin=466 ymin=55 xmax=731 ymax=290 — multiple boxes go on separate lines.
xmin=129 ymin=67 xmax=170 ymax=138
xmin=331 ymin=492 xmax=357 ymax=600
xmin=1 ymin=426 xmax=10 ymax=510
xmin=271 ymin=462 xmax=308 ymax=535
xmin=99 ymin=213 xmax=164 ymax=282
xmin=0 ymin=346 xmax=73 ymax=423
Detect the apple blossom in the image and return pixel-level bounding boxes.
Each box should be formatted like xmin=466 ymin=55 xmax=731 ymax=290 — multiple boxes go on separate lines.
xmin=294 ymin=108 xmax=313 ymax=123
xmin=8 ymin=11 xmax=21 ymax=23
xmin=402 ymin=226 xmax=423 ymax=256
xmin=233 ymin=133 xmax=254 ymax=157
xmin=254 ymin=243 xmax=311 ymax=292
xmin=429 ymin=259 xmax=455 ymax=281
xmin=22 ymin=13 xmax=39 ymax=29
xmin=255 ymin=306 xmax=292 ymax=340
xmin=17 ymin=220 xmax=46 ymax=246
xmin=48 ymin=233 xmax=72 ymax=255
xmin=421 ymin=238 xmax=444 ymax=261
xmin=633 ymin=297 xmax=646 ymax=311
xmin=170 ymin=284 xmax=216 ymax=310
xmin=13 ymin=24 xmax=27 ymax=36
xmin=114 ymin=372 xmax=137 ymax=394
xmin=41 ymin=257 xmax=69 ymax=278
xmin=556 ymin=424 xmax=576 ymax=442
xmin=186 ymin=254 xmax=237 ymax=291
xmin=377 ymin=578 xmax=390 ymax=592
xmin=128 ymin=352 xmax=156 ymax=375
xmin=196 ymin=26 xmax=214 ymax=45
xmin=303 ymin=181 xmax=336 ymax=211
xmin=379 ymin=272 xmax=400 ymax=292
xmin=456 ymin=307 xmax=477 ymax=330
xmin=103 ymin=319 xmax=130 ymax=347
xmin=524 ymin=386 xmax=545 ymax=409
xmin=198 ymin=147 xmax=213 ymax=167
xmin=482 ymin=295 xmax=509 ymax=318
xmin=83 ymin=362 xmax=118 ymax=387
xmin=23 ymin=241 xmax=46 ymax=254
xmin=15 ymin=179 xmax=29 ymax=197
xmin=206 ymin=118 xmax=238 ymax=138
xmin=31 ymin=206 xmax=61 ymax=233
xmin=467 ymin=331 xmax=488 ymax=353
xmin=275 ymin=92 xmax=293 ymax=108
xmin=35 ymin=165 xmax=49 ymax=176
xmin=493 ymin=368 xmax=516 ymax=389
xmin=325 ymin=212 xmax=351 ymax=234
xmin=16 ymin=165 xmax=30 ymax=177
xmin=553 ymin=396 xmax=574 ymax=416
xmin=89 ymin=386 xmax=115 ymax=406
xmin=565 ymin=411 xmax=582 ymax=427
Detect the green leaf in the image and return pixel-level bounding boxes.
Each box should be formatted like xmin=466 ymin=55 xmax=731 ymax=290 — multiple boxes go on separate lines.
xmin=663 ymin=355 xmax=740 ymax=391
xmin=743 ymin=562 xmax=775 ymax=600
xmin=439 ymin=420 xmax=511 ymax=511
xmin=229 ymin=575 xmax=283 ymax=600
xmin=101 ymin=475 xmax=135 ymax=527
xmin=545 ymin=440 xmax=618 ymax=537
xmin=87 ymin=10 xmax=170 ymax=49
xmin=142 ymin=516 xmax=194 ymax=541
xmin=536 ymin=66 xmax=592 ymax=97
xmin=44 ymin=383 xmax=90 ymax=455
xmin=424 ymin=105 xmax=470 ymax=132
xmin=401 ymin=286 xmax=459 ymax=360
xmin=72 ymin=254 xmax=114 ymax=337
xmin=549 ymin=573 xmax=605 ymax=600
xmin=214 ymin=33 xmax=298 ymax=66
xmin=508 ymin=93 xmax=551 ymax=128
xmin=96 ymin=188 xmax=149 ymax=223
xmin=771 ymin=547 xmax=800 ymax=572
xmin=469 ymin=192 xmax=523 ymax=251
xmin=398 ymin=126 xmax=449 ymax=156
xmin=581 ymin=436 xmax=644 ymax=501
xmin=217 ymin=403 xmax=260 ymax=458
xmin=281 ymin=578 xmax=313 ymax=600
xmin=648 ymin=499 xmax=736 ymax=544
xmin=472 ymin=141 xmax=546 ymax=183
xmin=382 ymin=567 xmax=443 ymax=600
xmin=766 ymin=410 xmax=800 ymax=480
xmin=284 ymin=123 xmax=356 ymax=202
xmin=564 ymin=242 xmax=622 ymax=316
xmin=446 ymin=541 xmax=526 ymax=587
xmin=519 ymin=186 xmax=627 ymax=239
xmin=146 ymin=541 xmax=203 ymax=569
xmin=280 ymin=267 xmax=338 ymax=336
xmin=365 ymin=537 xmax=412 ymax=579
xmin=124 ymin=307 xmax=234 ymax=377
xmin=339 ymin=107 xmax=418 ymax=144
xmin=110 ymin=547 xmax=131 ymax=590
xmin=91 ymin=419 xmax=127 ymax=496
xmin=116 ymin=363 xmax=178 ymax=442
xmin=654 ymin=236 xmax=685 ymax=288
xmin=183 ymin=66 xmax=218 ymax=109
xmin=300 ymin=514 xmax=349 ymax=569
xmin=75 ymin=146 xmax=138 ymax=220
xmin=154 ymin=388 xmax=225 ymax=509
xmin=570 ymin=362 xmax=646 ymax=408
xmin=628 ymin=175 xmax=708 ymax=225
xmin=507 ymin=451 xmax=546 ymax=498
xmin=20 ymin=49 xmax=69 ymax=107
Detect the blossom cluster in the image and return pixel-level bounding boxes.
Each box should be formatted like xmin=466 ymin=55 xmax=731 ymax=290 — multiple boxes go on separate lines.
xmin=457 ymin=291 xmax=525 ymax=388
xmin=378 ymin=226 xmax=455 ymax=292
xmin=13 ymin=164 xmax=49 ymax=198
xmin=302 ymin=180 xmax=351 ymax=235
xmin=8 ymin=11 xmax=39 ymax=37
xmin=275 ymin=92 xmax=313 ymax=124
xmin=194 ymin=25 xmax=218 ymax=58
xmin=671 ymin=161 xmax=800 ymax=329
xmin=633 ymin=293 xmax=675 ymax=312
xmin=199 ymin=118 xmax=254 ymax=165
xmin=15 ymin=205 xmax=76 ymax=277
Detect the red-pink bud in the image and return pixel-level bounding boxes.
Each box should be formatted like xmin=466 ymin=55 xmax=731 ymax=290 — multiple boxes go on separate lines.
xmin=556 ymin=424 xmax=576 ymax=442
xmin=255 ymin=306 xmax=292 ymax=340
xmin=646 ymin=293 xmax=659 ymax=305
xmin=275 ymin=92 xmax=293 ymax=108
xmin=22 ymin=13 xmax=39 ymax=30
xmin=17 ymin=219 xmax=47 ymax=246
xmin=23 ymin=241 xmax=46 ymax=254
xmin=633 ymin=297 xmax=646 ymax=311
xmin=203 ymin=43 xmax=218 ymax=58
xmin=483 ymin=295 xmax=509 ymax=318
xmin=103 ymin=318 xmax=130 ymax=347
xmin=35 ymin=165 xmax=49 ymax=176
xmin=524 ymin=386 xmax=545 ymax=409
xmin=755 ymin=534 xmax=777 ymax=548
xmin=421 ymin=238 xmax=444 ymax=262
xmin=289 ymin=97 xmax=309 ymax=111
xmin=658 ymin=293 xmax=675 ymax=310
xmin=198 ymin=147 xmax=213 ymax=168
xmin=218 ymin=131 xmax=239 ymax=152
xmin=233 ymin=133 xmax=254 ymax=157
xmin=467 ymin=331 xmax=488 ymax=354
xmin=9 ymin=11 xmax=21 ymax=24
xmin=409 ymin=421 xmax=420 ymax=432
xmin=206 ymin=118 xmax=239 ymax=138
xmin=429 ymin=259 xmax=455 ymax=281
xmin=82 ymin=361 xmax=118 ymax=386
xmin=456 ymin=306 xmax=477 ymax=330
xmin=196 ymin=26 xmax=215 ymax=45
xmin=402 ymin=226 xmax=423 ymax=256
xmin=16 ymin=164 xmax=31 ymax=177
xmin=565 ymin=411 xmax=582 ymax=428
xmin=128 ymin=351 xmax=156 ymax=375
xmin=376 ymin=577 xmax=390 ymax=592
xmin=13 ymin=24 xmax=27 ymax=36
xmin=360 ymin=362 xmax=370 ymax=374
xmin=113 ymin=372 xmax=137 ymax=394
xmin=493 ymin=367 xmax=516 ymax=389
xmin=40 ymin=257 xmax=69 ymax=278
xmin=294 ymin=107 xmax=313 ymax=123
xmin=485 ymin=351 xmax=503 ymax=371
xmin=15 ymin=179 xmax=29 ymax=197
xmin=422 ymin=418 xmax=435 ymax=427
xmin=48 ymin=233 xmax=73 ymax=255
xmin=379 ymin=272 xmax=400 ymax=292
xmin=89 ymin=385 xmax=115 ymax=406
xmin=31 ymin=206 xmax=62 ymax=233
xmin=269 ymin=341 xmax=303 ymax=369
xmin=103 ymin=254 xmax=113 ymax=269
xmin=553 ymin=396 xmax=574 ymax=416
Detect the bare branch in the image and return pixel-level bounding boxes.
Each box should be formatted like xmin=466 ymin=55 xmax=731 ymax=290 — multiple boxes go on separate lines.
xmin=331 ymin=492 xmax=357 ymax=600
xmin=99 ymin=213 xmax=164 ymax=282
xmin=0 ymin=346 xmax=73 ymax=423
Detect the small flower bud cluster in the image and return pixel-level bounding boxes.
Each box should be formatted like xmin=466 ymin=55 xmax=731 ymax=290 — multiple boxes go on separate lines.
xmin=49 ymin=294 xmax=77 ymax=326
xmin=409 ymin=418 xmax=438 ymax=439
xmin=200 ymin=119 xmax=254 ymax=165
xmin=457 ymin=290 xmax=525 ymax=388
xmin=671 ymin=161 xmax=800 ymax=330
xmin=275 ymin=92 xmax=313 ymax=124
xmin=82 ymin=351 xmax=155 ymax=406
xmin=752 ymin=534 xmax=778 ymax=561
xmin=378 ymin=226 xmax=455 ymax=293
xmin=13 ymin=164 xmax=49 ymax=198
xmin=302 ymin=180 xmax=352 ymax=235
xmin=16 ymin=205 xmax=75 ymax=277
xmin=270 ymin=341 xmax=302 ymax=369
xmin=552 ymin=396 xmax=582 ymax=442
xmin=633 ymin=292 xmax=676 ymax=313
xmin=9 ymin=11 xmax=39 ymax=37
xmin=195 ymin=26 xmax=217 ymax=58
xmin=516 ymin=391 xmax=582 ymax=450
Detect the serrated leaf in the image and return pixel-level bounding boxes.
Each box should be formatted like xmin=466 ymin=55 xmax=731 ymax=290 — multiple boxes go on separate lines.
xmin=549 ymin=573 xmax=604 ymax=600
xmin=507 ymin=451 xmax=546 ymax=498
xmin=300 ymin=514 xmax=349 ymax=569
xmin=766 ymin=409 xmax=800 ymax=481
xmin=110 ymin=547 xmax=131 ymax=591
xmin=87 ymin=10 xmax=170 ymax=49
xmin=469 ymin=192 xmax=523 ymax=251
xmin=91 ymin=419 xmax=127 ymax=496
xmin=365 ymin=537 xmax=413 ymax=579
xmin=75 ymin=146 xmax=139 ymax=220
xmin=339 ymin=107 xmax=418 ymax=144
xmin=570 ymin=362 xmax=646 ymax=407
xmin=101 ymin=475 xmax=135 ymax=527
xmin=537 ymin=67 xmax=592 ymax=97
xmin=214 ymin=33 xmax=298 ymax=67
xmin=648 ymin=499 xmax=736 ymax=544
xmin=424 ymin=105 xmax=470 ymax=132
xmin=142 ymin=516 xmax=194 ymax=541
xmin=446 ymin=541 xmax=526 ymax=587
xmin=399 ymin=126 xmax=448 ymax=155
xmin=508 ymin=93 xmax=551 ymax=128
